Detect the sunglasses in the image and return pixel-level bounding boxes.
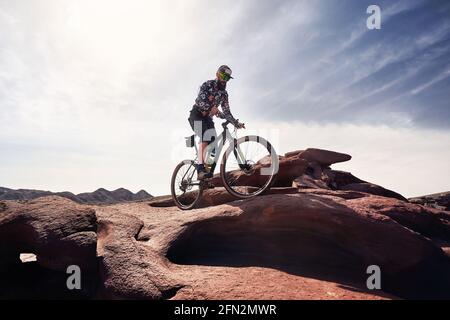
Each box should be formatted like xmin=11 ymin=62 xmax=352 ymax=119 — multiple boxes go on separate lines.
xmin=219 ymin=71 xmax=232 ymax=82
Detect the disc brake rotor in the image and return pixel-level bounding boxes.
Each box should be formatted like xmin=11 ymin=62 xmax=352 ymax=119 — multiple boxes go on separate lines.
xmin=179 ymin=179 xmax=192 ymax=192
xmin=242 ymin=160 xmax=256 ymax=176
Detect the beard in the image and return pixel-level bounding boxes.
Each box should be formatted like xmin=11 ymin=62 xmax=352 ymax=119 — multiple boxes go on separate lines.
xmin=218 ymin=80 xmax=227 ymax=90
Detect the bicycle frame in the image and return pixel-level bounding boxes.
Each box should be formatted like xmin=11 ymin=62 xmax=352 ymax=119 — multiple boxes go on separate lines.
xmin=201 ymin=120 xmax=247 ymax=175
xmin=181 ymin=121 xmax=245 ymax=185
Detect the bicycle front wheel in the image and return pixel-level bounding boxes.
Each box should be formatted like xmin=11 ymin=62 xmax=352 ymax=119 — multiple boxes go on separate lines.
xmin=220 ymin=135 xmax=278 ymax=198
xmin=171 ymin=160 xmax=203 ymax=210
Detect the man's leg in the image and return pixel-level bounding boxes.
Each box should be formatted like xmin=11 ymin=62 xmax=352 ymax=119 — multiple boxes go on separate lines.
xmin=189 ymin=117 xmax=206 ymax=164
xmin=198 ymin=142 xmax=209 ymax=165
xmin=198 ymin=123 xmax=216 ymax=179
xmin=202 ymin=122 xmax=217 ymax=165
xmin=188 ymin=111 xmax=216 ymax=179
xmin=196 ymin=141 xmax=210 ymax=180
xmin=190 ymin=119 xmax=210 ymax=179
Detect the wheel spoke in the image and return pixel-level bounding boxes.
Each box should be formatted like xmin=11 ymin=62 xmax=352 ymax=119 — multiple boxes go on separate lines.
xmin=222 ymin=136 xmax=277 ymax=198
xmin=171 ymin=160 xmax=203 ymax=210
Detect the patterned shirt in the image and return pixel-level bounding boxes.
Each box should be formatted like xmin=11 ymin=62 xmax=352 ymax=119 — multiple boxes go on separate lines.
xmin=193 ymin=79 xmax=239 ymax=126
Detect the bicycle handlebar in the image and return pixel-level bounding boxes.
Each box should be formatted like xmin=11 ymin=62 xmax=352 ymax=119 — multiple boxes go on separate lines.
xmin=222 ymin=120 xmax=245 ymax=130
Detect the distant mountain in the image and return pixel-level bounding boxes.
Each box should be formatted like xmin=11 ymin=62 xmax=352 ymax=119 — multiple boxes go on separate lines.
xmin=0 ymin=187 xmax=153 ymax=204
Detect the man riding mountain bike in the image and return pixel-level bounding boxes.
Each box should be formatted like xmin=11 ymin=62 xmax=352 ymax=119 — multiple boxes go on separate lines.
xmin=188 ymin=65 xmax=245 ymax=180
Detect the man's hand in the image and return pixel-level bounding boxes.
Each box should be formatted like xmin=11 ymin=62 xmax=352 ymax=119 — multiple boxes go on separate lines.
xmin=236 ymin=122 xmax=246 ymax=129
xmin=209 ymin=106 xmax=219 ymax=117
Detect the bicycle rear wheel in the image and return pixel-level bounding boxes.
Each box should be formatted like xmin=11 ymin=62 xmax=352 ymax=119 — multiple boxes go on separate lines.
xmin=220 ymin=135 xmax=278 ymax=198
xmin=171 ymin=160 xmax=203 ymax=210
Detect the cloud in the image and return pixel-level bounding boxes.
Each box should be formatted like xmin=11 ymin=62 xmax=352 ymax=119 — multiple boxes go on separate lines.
xmin=237 ymin=0 xmax=450 ymax=129
xmin=410 ymin=67 xmax=450 ymax=95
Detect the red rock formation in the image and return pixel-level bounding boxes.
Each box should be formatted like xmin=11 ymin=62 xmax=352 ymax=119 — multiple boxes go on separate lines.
xmin=0 ymin=196 xmax=98 ymax=299
xmin=165 ymin=194 xmax=449 ymax=299
xmin=1 ymin=148 xmax=449 ymax=300
xmin=0 ymin=196 xmax=97 ymax=272
xmin=293 ymin=148 xmax=352 ymax=166
xmin=409 ymin=191 xmax=450 ymax=211
xmin=341 ymin=183 xmax=407 ymax=201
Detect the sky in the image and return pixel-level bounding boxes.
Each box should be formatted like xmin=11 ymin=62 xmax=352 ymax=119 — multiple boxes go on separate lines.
xmin=0 ymin=0 xmax=449 ymax=197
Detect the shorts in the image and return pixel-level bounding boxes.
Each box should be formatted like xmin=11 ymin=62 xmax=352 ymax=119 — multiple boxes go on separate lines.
xmin=188 ymin=107 xmax=217 ymax=143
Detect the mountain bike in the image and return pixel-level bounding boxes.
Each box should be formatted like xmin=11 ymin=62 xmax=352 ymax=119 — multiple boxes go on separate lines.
xmin=171 ymin=120 xmax=279 ymax=210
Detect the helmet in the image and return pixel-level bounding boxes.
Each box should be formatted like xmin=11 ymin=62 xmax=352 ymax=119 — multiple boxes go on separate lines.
xmin=217 ymin=65 xmax=233 ymax=81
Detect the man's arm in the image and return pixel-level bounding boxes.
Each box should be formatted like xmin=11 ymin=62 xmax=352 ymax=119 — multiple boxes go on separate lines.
xmin=217 ymin=91 xmax=240 ymax=127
